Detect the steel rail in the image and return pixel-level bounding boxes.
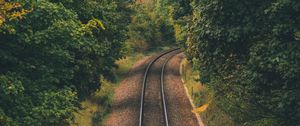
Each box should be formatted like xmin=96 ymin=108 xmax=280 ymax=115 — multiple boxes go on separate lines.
xmin=160 ymin=51 xmax=180 ymax=126
xmin=139 ymin=48 xmax=180 ymax=126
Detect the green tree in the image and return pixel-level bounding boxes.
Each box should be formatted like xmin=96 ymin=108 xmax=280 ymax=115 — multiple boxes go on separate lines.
xmin=0 ymin=0 xmax=129 ymax=125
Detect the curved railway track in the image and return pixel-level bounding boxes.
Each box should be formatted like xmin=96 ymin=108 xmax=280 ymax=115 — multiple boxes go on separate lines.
xmin=139 ymin=48 xmax=181 ymax=126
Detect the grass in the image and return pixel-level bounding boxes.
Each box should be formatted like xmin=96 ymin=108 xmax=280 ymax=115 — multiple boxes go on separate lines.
xmin=114 ymin=53 xmax=146 ymax=82
xmin=181 ymin=58 xmax=236 ymax=126
xmin=70 ymin=79 xmax=115 ymax=126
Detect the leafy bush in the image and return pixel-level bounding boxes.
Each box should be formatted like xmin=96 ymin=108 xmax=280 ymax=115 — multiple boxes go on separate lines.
xmin=187 ymin=0 xmax=300 ymax=125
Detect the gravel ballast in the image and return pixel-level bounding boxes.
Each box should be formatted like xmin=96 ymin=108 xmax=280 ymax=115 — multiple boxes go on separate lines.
xmin=164 ymin=53 xmax=202 ymax=126
xmin=104 ymin=56 xmax=152 ymax=126
xmin=142 ymin=51 xmax=179 ymax=126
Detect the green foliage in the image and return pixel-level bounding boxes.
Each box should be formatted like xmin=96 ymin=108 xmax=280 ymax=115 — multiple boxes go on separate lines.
xmin=160 ymin=0 xmax=192 ymax=48
xmin=126 ymin=1 xmax=176 ymax=52
xmin=0 ymin=0 xmax=129 ymax=125
xmin=126 ymin=4 xmax=157 ymax=51
xmin=187 ymin=0 xmax=300 ymax=125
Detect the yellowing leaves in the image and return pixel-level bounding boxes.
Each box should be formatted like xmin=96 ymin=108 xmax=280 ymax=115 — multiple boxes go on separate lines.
xmin=0 ymin=1 xmax=31 ymax=27
xmin=9 ymin=9 xmax=31 ymax=20
xmin=0 ymin=16 xmax=4 ymax=26
xmin=81 ymin=18 xmax=106 ymax=35
xmin=192 ymin=103 xmax=210 ymax=113
xmin=84 ymin=18 xmax=106 ymax=30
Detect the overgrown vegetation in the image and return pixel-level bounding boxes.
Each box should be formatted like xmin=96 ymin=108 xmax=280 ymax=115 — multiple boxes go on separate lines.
xmin=0 ymin=0 xmax=129 ymax=125
xmin=186 ymin=0 xmax=300 ymax=125
xmin=71 ymin=78 xmax=115 ymax=126
xmin=181 ymin=59 xmax=236 ymax=126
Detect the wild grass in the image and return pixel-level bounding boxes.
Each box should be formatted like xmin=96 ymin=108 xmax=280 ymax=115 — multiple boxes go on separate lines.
xmin=181 ymin=58 xmax=236 ymax=126
xmin=70 ymin=78 xmax=115 ymax=126
xmin=114 ymin=53 xmax=146 ymax=82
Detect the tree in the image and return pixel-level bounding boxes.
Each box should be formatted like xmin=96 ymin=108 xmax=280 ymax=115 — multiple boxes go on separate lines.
xmin=0 ymin=0 xmax=130 ymax=125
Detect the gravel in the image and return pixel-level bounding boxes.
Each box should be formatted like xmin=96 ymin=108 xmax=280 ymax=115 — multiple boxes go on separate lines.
xmin=104 ymin=56 xmax=152 ymax=126
xmin=142 ymin=52 xmax=177 ymax=126
xmin=164 ymin=53 xmax=201 ymax=126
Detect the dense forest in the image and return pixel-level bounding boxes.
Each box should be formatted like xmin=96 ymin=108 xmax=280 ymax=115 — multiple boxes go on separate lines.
xmin=1 ymin=0 xmax=299 ymax=126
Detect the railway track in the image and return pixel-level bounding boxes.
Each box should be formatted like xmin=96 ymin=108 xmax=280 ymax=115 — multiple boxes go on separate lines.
xmin=139 ymin=48 xmax=181 ymax=126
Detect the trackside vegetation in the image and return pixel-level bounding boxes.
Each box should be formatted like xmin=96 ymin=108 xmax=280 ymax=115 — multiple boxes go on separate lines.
xmin=186 ymin=0 xmax=300 ymax=125
xmin=181 ymin=58 xmax=236 ymax=126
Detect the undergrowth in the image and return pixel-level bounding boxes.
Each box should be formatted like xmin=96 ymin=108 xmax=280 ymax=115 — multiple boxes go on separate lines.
xmin=181 ymin=58 xmax=236 ymax=126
